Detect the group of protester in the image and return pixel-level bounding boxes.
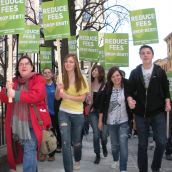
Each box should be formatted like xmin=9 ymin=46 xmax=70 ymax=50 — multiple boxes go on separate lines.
xmin=0 ymin=44 xmax=172 ymax=172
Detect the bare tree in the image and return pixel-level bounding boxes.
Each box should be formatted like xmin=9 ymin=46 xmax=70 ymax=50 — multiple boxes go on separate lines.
xmin=0 ymin=0 xmax=130 ymax=78
xmin=75 ymin=0 xmax=129 ymax=33
xmin=25 ymin=0 xmax=40 ymax=25
xmin=23 ymin=0 xmax=130 ymax=36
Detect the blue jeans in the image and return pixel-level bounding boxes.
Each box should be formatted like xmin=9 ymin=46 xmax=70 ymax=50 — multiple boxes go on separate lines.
xmin=89 ymin=111 xmax=108 ymax=154
xmin=23 ymin=128 xmax=38 ymax=172
xmin=135 ymin=112 xmax=167 ymax=172
xmin=58 ymin=111 xmax=84 ymax=172
xmin=108 ymin=122 xmax=129 ymax=171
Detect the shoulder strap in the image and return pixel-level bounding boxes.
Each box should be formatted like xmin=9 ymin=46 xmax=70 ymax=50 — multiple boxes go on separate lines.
xmin=33 ymin=105 xmax=43 ymax=126
xmin=23 ymin=82 xmax=44 ymax=126
xmin=98 ymin=82 xmax=105 ymax=92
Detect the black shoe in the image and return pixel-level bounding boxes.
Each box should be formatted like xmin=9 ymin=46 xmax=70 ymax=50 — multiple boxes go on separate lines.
xmin=102 ymin=146 xmax=108 ymax=157
xmin=56 ymin=146 xmax=62 ymax=153
xmin=128 ymin=133 xmax=132 ymax=138
xmin=166 ymin=154 xmax=172 ymax=160
xmin=152 ymin=169 xmax=160 ymax=172
xmin=133 ymin=130 xmax=138 ymax=138
xmin=94 ymin=154 xmax=100 ymax=164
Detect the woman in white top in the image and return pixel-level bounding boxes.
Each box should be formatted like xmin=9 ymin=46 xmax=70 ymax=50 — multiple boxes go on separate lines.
xmin=99 ymin=67 xmax=132 ymax=172
xmin=55 ymin=54 xmax=89 ymax=172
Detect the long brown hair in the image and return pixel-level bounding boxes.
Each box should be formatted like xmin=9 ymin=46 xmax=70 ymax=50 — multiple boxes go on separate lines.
xmin=91 ymin=64 xmax=105 ymax=84
xmin=62 ymin=54 xmax=87 ymax=92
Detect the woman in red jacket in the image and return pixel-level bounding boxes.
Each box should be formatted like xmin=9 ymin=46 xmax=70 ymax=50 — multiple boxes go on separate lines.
xmin=0 ymin=56 xmax=51 ymax=172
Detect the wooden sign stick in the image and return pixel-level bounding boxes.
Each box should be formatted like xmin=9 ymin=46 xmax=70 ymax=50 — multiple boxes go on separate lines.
xmin=7 ymin=35 xmax=13 ymax=103
xmin=55 ymin=39 xmax=63 ymax=94
xmin=56 ymin=39 xmax=62 ymax=83
xmin=167 ymin=111 xmax=170 ymax=139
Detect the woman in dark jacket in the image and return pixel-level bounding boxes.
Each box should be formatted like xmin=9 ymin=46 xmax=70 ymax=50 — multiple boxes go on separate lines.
xmin=99 ymin=67 xmax=132 ymax=172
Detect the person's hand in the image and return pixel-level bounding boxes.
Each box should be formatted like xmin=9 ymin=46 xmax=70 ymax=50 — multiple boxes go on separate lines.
xmin=57 ymin=83 xmax=64 ymax=90
xmin=6 ymin=81 xmax=15 ymax=98
xmin=7 ymin=88 xmax=15 ymax=98
xmin=86 ymin=93 xmax=92 ymax=105
xmin=165 ymin=100 xmax=171 ymax=112
xmin=59 ymin=91 xmax=69 ymax=99
xmin=127 ymin=97 xmax=136 ymax=109
xmin=98 ymin=120 xmax=103 ymax=131
xmin=6 ymin=81 xmax=13 ymax=90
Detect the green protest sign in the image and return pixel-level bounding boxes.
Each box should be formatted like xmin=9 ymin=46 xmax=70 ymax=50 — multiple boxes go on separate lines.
xmin=41 ymin=0 xmax=70 ymax=40
xmin=79 ymin=30 xmax=99 ymax=62
xmin=18 ymin=25 xmax=40 ymax=53
xmin=40 ymin=47 xmax=52 ymax=71
xmin=167 ymin=71 xmax=172 ymax=99
xmin=68 ymin=36 xmax=77 ymax=54
xmin=0 ymin=0 xmax=25 ymax=35
xmin=104 ymin=33 xmax=129 ymax=69
xmin=130 ymin=8 xmax=158 ymax=45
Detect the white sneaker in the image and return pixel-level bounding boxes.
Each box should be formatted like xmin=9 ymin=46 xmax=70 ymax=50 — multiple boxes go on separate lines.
xmin=73 ymin=162 xmax=80 ymax=170
xmin=10 ymin=170 xmax=17 ymax=172
xmin=111 ymin=161 xmax=119 ymax=169
xmin=149 ymin=141 xmax=155 ymax=150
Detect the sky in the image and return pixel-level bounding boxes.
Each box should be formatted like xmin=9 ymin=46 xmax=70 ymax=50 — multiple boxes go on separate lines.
xmin=110 ymin=0 xmax=172 ymax=78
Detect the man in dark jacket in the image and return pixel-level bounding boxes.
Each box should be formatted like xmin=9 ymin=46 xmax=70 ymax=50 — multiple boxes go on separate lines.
xmin=127 ymin=45 xmax=171 ymax=172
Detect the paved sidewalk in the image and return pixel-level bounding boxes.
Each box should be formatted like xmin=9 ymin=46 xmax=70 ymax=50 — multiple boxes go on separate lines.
xmin=14 ymin=131 xmax=172 ymax=172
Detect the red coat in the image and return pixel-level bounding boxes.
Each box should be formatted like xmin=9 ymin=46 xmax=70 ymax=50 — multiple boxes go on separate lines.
xmin=0 ymin=74 xmax=51 ymax=170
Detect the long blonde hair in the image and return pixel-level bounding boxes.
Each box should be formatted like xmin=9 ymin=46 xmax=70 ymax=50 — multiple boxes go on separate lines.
xmin=62 ymin=54 xmax=87 ymax=92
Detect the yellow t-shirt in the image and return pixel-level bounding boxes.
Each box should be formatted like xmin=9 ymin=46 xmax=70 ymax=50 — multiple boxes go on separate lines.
xmin=60 ymin=77 xmax=89 ymax=114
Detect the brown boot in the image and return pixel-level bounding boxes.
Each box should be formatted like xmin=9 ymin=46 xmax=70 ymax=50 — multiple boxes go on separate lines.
xmin=48 ymin=156 xmax=55 ymax=161
xmin=39 ymin=154 xmax=46 ymax=161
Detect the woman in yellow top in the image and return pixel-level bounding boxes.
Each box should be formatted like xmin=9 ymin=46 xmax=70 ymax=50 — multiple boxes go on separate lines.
xmin=56 ymin=54 xmax=89 ymax=172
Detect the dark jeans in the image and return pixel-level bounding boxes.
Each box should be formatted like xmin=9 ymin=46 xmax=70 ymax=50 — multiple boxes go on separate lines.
xmin=58 ymin=110 xmax=84 ymax=172
xmin=166 ymin=113 xmax=172 ymax=155
xmin=89 ymin=111 xmax=108 ymax=154
xmin=83 ymin=116 xmax=90 ymax=135
xmin=135 ymin=112 xmax=167 ymax=172
xmin=108 ymin=122 xmax=129 ymax=171
xmin=166 ymin=138 xmax=172 ymax=155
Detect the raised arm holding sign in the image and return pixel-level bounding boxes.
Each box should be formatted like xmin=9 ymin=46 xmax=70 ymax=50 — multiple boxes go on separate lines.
xmin=56 ymin=40 xmax=62 ymax=83
xmin=55 ymin=40 xmax=63 ymax=100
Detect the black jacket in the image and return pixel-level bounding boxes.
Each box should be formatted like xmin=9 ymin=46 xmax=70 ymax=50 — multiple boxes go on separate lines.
xmin=128 ymin=64 xmax=170 ymax=117
xmin=99 ymin=78 xmax=133 ymax=124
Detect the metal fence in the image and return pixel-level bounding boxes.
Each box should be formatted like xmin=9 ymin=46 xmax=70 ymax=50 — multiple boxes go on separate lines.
xmin=0 ymin=89 xmax=6 ymax=147
xmin=0 ymin=36 xmax=7 ymax=148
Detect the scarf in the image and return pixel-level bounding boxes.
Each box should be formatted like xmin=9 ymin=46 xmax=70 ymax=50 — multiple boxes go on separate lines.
xmin=12 ymin=72 xmax=36 ymax=143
